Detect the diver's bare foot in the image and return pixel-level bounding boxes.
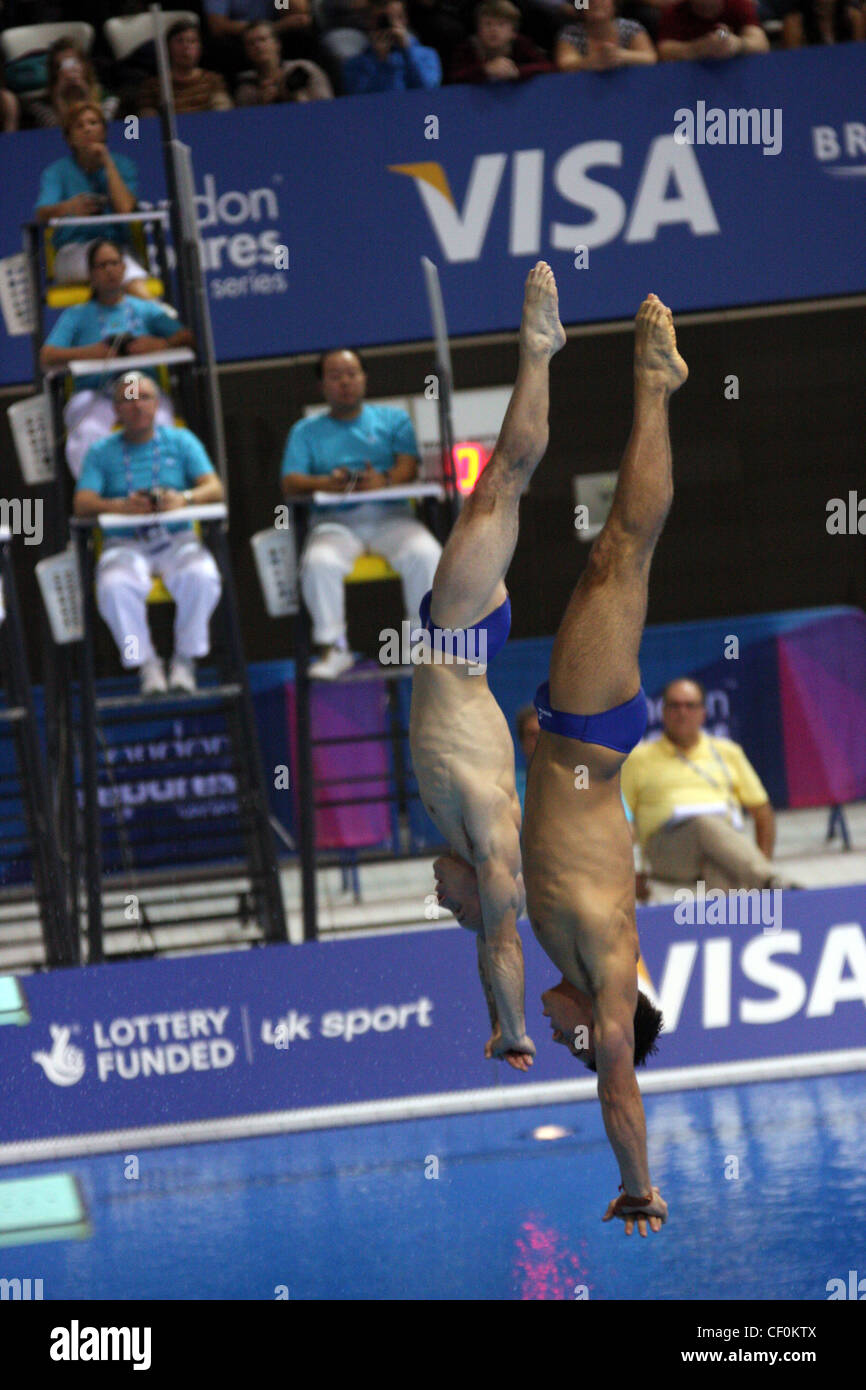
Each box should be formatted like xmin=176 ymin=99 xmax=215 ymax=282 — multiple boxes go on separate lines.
xmin=520 ymin=261 xmax=566 ymax=359
xmin=634 ymin=293 xmax=688 ymax=394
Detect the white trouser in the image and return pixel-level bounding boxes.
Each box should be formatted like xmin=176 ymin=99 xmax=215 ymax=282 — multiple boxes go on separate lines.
xmin=96 ymin=531 xmax=222 ymax=668
xmin=65 ymin=390 xmax=175 ymax=479
xmin=300 ymin=504 xmax=442 ymax=647
xmin=52 ymin=242 xmax=147 ymax=286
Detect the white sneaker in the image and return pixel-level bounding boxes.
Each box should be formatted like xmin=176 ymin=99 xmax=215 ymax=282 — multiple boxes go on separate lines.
xmin=168 ymin=655 xmax=197 ymax=693
xmin=139 ymin=657 xmax=167 ymax=696
xmin=308 ymin=647 xmax=355 ymax=680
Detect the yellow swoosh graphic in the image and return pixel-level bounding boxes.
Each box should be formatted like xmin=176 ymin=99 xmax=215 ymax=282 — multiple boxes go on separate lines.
xmin=388 ymin=162 xmax=454 ymax=205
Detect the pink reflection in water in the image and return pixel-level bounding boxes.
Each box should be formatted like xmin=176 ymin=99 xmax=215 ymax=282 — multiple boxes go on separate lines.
xmin=512 ymin=1214 xmax=591 ymax=1301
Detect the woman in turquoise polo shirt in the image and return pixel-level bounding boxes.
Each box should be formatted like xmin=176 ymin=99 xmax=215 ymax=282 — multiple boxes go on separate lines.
xmin=35 ymin=100 xmax=151 ymax=298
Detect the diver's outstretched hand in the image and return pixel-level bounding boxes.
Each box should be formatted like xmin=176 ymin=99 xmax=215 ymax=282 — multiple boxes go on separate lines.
xmin=485 ymin=1024 xmax=535 ymax=1073
xmin=602 ymin=1186 xmax=668 ymax=1237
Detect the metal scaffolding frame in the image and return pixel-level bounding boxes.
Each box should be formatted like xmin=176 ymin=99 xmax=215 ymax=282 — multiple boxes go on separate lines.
xmin=17 ymin=4 xmax=288 ymax=962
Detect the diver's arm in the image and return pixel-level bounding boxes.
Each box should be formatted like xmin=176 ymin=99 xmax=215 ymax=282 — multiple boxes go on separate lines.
xmin=593 ymin=964 xmax=651 ymax=1195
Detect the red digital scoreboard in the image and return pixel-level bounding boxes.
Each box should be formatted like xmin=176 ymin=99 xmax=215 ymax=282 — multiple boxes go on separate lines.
xmin=452 ymin=442 xmax=491 ymax=495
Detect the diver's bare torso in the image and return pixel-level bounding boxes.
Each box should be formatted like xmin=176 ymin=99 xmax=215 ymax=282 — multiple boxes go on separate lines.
xmin=522 ymin=731 xmax=640 ymax=987
xmin=410 ymin=660 xmax=520 ymax=861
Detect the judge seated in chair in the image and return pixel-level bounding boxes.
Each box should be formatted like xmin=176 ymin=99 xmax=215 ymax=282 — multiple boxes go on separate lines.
xmin=280 ymin=348 xmax=442 ymax=680
xmin=40 ymin=239 xmax=193 ymax=479
xmin=73 ymin=373 xmax=224 ymax=697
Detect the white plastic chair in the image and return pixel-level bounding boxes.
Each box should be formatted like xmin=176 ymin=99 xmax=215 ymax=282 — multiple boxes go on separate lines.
xmin=0 ymin=253 xmax=36 ymax=337
xmin=250 ymin=527 xmax=300 ymax=618
xmin=7 ymin=395 xmax=55 ymax=486
xmin=103 ymin=11 xmax=198 ymax=63
xmin=0 ymin=22 xmax=95 ymax=63
xmin=35 ymin=544 xmax=84 ymax=645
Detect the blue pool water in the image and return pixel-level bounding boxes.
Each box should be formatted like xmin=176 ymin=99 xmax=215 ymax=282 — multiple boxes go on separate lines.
xmin=1 ymin=1072 xmax=864 ymax=1300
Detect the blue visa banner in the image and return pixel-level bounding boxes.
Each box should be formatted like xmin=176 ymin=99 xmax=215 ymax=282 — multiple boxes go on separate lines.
xmin=1 ymin=46 xmax=865 ymax=386
xmin=1 ymin=882 xmax=863 ymax=1153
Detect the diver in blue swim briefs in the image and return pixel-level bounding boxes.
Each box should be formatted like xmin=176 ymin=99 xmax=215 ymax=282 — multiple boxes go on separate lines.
xmin=522 ymin=293 xmax=689 ymax=1238
xmin=409 ymin=262 xmax=566 ymax=1074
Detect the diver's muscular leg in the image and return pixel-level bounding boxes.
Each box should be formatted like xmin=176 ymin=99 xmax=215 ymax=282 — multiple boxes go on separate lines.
xmin=549 ymin=295 xmax=688 ymax=716
xmin=430 ymin=262 xmax=565 ymax=631
xmin=474 ymin=822 xmax=534 ymax=1068
xmin=434 ymin=837 xmax=533 ymax=1071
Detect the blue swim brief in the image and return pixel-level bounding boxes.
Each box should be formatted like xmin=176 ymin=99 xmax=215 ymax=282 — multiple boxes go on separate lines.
xmin=419 ymin=590 xmax=511 ymax=665
xmin=534 ymin=681 xmax=648 ymax=755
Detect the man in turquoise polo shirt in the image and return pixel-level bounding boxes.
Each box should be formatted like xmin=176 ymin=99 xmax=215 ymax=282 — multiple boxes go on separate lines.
xmin=280 ymin=348 xmax=442 ymax=679
xmin=74 ymin=374 xmax=225 ymax=696
xmin=41 ymin=239 xmax=194 ymax=478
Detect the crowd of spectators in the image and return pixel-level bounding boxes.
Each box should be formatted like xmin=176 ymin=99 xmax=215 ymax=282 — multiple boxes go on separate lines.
xmin=0 ymin=0 xmax=863 ymax=131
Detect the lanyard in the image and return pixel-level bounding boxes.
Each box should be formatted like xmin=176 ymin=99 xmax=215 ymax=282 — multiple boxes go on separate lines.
xmin=93 ymin=296 xmax=137 ymax=393
xmin=675 ymin=738 xmax=738 ymax=811
xmin=122 ymin=430 xmax=168 ymax=544
xmin=97 ymin=297 xmax=135 ymax=340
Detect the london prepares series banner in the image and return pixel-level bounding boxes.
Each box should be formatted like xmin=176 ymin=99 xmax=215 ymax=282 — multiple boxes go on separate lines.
xmin=0 ymin=883 xmax=863 ymax=1153
xmin=0 ymin=46 xmax=865 ymax=388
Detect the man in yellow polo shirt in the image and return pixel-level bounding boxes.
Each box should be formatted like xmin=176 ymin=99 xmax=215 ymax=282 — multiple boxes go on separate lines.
xmin=621 ymin=676 xmax=794 ymax=891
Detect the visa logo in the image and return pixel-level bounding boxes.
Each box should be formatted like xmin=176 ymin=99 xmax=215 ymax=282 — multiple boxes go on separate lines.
xmin=644 ymin=924 xmax=866 ymax=1032
xmin=389 ymin=136 xmax=720 ymax=263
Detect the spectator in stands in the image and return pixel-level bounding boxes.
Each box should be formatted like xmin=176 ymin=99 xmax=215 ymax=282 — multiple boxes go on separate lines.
xmin=24 ymin=37 xmax=118 ymax=130
xmin=783 ymin=0 xmax=865 ymax=44
xmin=234 ymin=19 xmax=333 ymax=104
xmin=450 ymin=0 xmax=554 ymax=83
xmin=342 ymin=0 xmax=441 ymax=93
xmin=137 ymin=19 xmax=233 ymax=115
xmin=39 ymin=239 xmax=193 ymax=478
xmin=515 ymin=703 xmax=540 ymax=809
xmin=657 ymin=0 xmax=769 ymax=58
xmin=280 ymin=348 xmax=442 ymax=680
xmin=620 ymin=677 xmax=798 ymax=893
xmin=74 ymin=373 xmax=225 ymax=697
xmin=204 ymin=0 xmax=317 ymax=60
xmin=1 ymin=58 xmax=20 ymax=132
xmin=35 ymin=102 xmax=152 ymax=297
xmin=505 ymin=0 xmax=603 ymax=52
xmin=316 ymin=0 xmax=375 ymax=73
xmin=204 ymin=0 xmax=333 ymax=84
xmin=555 ymin=0 xmax=657 ymax=68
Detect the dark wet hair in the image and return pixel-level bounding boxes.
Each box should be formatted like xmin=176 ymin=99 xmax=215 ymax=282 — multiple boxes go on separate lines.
xmin=583 ymin=991 xmax=663 ymax=1073
xmin=316 ymin=348 xmax=366 ymax=379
